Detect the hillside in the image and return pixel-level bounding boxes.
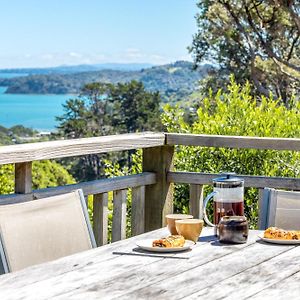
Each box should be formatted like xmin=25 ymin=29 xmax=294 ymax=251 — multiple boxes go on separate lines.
xmin=0 ymin=62 xmax=154 ymax=75
xmin=0 ymin=61 xmax=212 ymax=101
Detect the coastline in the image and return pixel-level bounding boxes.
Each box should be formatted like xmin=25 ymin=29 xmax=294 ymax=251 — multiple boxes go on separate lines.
xmin=0 ymin=89 xmax=70 ymax=131
xmin=0 ymin=86 xmax=76 ymax=97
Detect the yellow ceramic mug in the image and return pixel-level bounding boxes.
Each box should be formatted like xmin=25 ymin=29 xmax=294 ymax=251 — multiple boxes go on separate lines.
xmin=175 ymin=219 xmax=204 ymax=243
xmin=165 ymin=214 xmax=193 ymax=235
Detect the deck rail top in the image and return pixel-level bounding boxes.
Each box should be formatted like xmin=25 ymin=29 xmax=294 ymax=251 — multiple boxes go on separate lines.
xmin=0 ymin=132 xmax=300 ymax=165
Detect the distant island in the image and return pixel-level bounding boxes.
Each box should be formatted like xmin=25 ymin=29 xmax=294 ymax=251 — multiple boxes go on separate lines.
xmin=0 ymin=61 xmax=212 ymax=101
xmin=0 ymin=62 xmax=155 ymax=75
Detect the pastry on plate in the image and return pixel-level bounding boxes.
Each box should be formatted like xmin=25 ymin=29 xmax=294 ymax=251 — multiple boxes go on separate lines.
xmin=264 ymin=227 xmax=300 ymax=240
xmin=152 ymin=235 xmax=185 ymax=248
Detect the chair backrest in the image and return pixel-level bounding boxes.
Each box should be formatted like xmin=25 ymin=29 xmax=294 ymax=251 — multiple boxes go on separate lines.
xmin=259 ymin=188 xmax=300 ymax=230
xmin=0 ymin=189 xmax=96 ymax=273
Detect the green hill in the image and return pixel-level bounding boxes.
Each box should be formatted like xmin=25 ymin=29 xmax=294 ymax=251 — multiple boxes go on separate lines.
xmin=0 ymin=61 xmax=211 ymax=101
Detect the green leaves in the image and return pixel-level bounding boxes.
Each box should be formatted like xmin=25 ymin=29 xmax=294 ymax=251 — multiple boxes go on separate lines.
xmin=109 ymin=80 xmax=163 ymax=133
xmin=0 ymin=161 xmax=75 ymax=195
xmin=32 ymin=161 xmax=75 ymax=189
xmin=0 ymin=165 xmax=14 ymax=194
xmin=190 ymin=0 xmax=300 ymax=104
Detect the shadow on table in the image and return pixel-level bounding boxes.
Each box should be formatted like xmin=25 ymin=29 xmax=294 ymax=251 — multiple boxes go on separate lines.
xmin=112 ymin=247 xmax=192 ymax=259
xmin=199 ymin=235 xmax=247 ymax=247
xmin=206 ymin=237 xmax=289 ymax=247
xmin=198 ymin=235 xmax=218 ymax=243
xmin=132 ymin=247 xmax=192 ymax=255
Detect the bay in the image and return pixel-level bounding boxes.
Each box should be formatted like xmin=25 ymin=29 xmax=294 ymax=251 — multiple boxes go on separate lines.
xmin=0 ymin=87 xmax=72 ymax=131
xmin=0 ymin=73 xmax=28 ymax=78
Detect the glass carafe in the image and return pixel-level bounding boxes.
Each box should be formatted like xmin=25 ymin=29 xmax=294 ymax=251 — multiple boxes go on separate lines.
xmin=203 ymin=174 xmax=244 ymax=235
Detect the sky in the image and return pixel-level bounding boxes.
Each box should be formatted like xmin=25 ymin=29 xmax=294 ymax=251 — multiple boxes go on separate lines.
xmin=0 ymin=0 xmax=198 ymax=68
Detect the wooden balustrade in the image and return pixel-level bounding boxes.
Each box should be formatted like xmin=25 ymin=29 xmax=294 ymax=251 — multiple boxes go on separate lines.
xmin=166 ymin=133 xmax=300 ymax=151
xmin=167 ymin=172 xmax=300 ymax=190
xmin=0 ymin=132 xmax=299 ymax=245
xmin=0 ymin=132 xmax=165 ymax=165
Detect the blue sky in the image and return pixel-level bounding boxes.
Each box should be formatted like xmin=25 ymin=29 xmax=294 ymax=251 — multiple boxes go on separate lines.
xmin=0 ymin=0 xmax=198 ymax=68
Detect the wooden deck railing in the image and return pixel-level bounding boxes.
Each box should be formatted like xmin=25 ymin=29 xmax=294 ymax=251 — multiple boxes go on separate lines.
xmin=0 ymin=132 xmax=299 ymax=245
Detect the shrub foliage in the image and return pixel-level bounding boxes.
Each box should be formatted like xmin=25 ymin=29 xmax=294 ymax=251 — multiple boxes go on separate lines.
xmin=0 ymin=161 xmax=75 ymax=195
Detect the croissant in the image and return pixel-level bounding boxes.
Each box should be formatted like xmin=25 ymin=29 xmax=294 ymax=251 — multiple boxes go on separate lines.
xmin=264 ymin=227 xmax=300 ymax=240
xmin=152 ymin=235 xmax=185 ymax=248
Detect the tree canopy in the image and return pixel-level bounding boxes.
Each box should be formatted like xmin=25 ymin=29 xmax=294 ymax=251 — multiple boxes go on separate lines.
xmin=189 ymin=0 xmax=300 ymax=105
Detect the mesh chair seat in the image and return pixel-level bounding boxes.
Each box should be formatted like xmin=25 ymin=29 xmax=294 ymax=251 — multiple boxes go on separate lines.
xmin=0 ymin=189 xmax=96 ymax=273
xmin=260 ymin=188 xmax=300 ymax=230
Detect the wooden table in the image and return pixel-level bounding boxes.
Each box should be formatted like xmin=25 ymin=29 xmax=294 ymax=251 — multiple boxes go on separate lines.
xmin=0 ymin=228 xmax=299 ymax=299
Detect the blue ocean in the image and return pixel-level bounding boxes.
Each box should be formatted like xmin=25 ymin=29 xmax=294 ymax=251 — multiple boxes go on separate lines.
xmin=0 ymin=73 xmax=28 ymax=79
xmin=0 ymin=86 xmax=72 ymax=131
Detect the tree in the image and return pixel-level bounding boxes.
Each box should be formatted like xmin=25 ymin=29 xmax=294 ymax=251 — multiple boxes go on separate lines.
xmin=189 ymin=0 xmax=300 ymax=105
xmin=109 ymin=81 xmax=163 ymax=133
xmin=56 ymin=99 xmax=90 ymax=138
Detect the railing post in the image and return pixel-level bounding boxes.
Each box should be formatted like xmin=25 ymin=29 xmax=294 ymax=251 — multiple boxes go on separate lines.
xmin=143 ymin=146 xmax=174 ymax=232
xmin=131 ymin=186 xmax=145 ymax=236
xmin=93 ymin=193 xmax=109 ymax=246
xmin=15 ymin=162 xmax=32 ymax=194
xmin=112 ymin=189 xmax=127 ymax=242
xmin=189 ymin=184 xmax=204 ymax=219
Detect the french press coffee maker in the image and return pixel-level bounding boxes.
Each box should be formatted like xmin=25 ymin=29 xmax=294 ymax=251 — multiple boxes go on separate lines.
xmin=203 ymin=174 xmax=244 ymax=235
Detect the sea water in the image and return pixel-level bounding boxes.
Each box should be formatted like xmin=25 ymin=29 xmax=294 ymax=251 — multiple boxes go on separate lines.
xmin=0 ymin=73 xmax=28 ymax=78
xmin=0 ymin=87 xmax=72 ymax=131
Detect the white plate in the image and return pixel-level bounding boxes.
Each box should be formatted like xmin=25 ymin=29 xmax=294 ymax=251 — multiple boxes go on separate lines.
xmin=258 ymin=233 xmax=300 ymax=245
xmin=136 ymin=239 xmax=195 ymax=252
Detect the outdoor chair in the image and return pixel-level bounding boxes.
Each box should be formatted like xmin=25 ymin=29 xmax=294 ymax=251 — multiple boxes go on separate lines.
xmin=259 ymin=188 xmax=300 ymax=230
xmin=0 ymin=189 xmax=96 ymax=274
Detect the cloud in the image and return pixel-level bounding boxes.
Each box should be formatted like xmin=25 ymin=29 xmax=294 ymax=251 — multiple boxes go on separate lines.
xmin=41 ymin=54 xmax=54 ymax=60
xmin=125 ymin=48 xmax=141 ymax=53
xmin=0 ymin=52 xmax=107 ymax=68
xmin=149 ymin=54 xmax=169 ymax=64
xmin=69 ymin=52 xmax=82 ymax=58
xmin=178 ymin=54 xmax=193 ymax=62
xmin=110 ymin=49 xmax=172 ymax=65
xmin=0 ymin=50 xmax=189 ymax=68
xmin=124 ymin=48 xmax=144 ymax=59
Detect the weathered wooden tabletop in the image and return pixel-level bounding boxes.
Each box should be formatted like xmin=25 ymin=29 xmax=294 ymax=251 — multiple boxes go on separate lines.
xmin=0 ymin=227 xmax=299 ymax=300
